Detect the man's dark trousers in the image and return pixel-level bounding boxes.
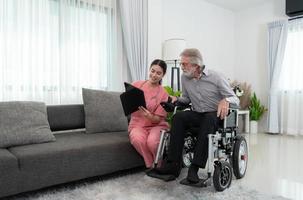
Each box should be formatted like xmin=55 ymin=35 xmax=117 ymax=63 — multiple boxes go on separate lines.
xmin=167 ymin=110 xmax=221 ymax=168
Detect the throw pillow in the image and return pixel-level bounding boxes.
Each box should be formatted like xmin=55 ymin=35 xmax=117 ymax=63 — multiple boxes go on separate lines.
xmin=82 ymin=88 xmax=128 ymax=134
xmin=0 ymin=101 xmax=56 ymax=148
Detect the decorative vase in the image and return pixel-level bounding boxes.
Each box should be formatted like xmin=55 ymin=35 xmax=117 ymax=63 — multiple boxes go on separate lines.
xmin=250 ymin=120 xmax=258 ymax=133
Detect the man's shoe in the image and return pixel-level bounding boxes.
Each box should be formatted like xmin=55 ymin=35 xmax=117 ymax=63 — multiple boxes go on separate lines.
xmin=186 ymin=164 xmax=200 ymax=183
xmin=155 ymin=160 xmax=181 ymax=177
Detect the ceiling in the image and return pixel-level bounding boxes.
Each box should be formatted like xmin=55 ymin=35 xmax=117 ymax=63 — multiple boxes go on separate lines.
xmin=203 ymin=0 xmax=274 ymax=11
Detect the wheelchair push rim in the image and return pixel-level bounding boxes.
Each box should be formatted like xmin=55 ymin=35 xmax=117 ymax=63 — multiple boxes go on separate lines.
xmin=233 ymin=136 xmax=248 ymax=179
xmin=238 ymin=140 xmax=248 ymax=175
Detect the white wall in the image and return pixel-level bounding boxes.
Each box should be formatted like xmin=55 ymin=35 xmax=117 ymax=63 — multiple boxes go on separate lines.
xmin=148 ymin=0 xmax=236 ymax=86
xmin=147 ymin=0 xmax=163 ymax=65
xmin=163 ymin=0 xmax=236 ymax=78
xmin=234 ymin=0 xmax=287 ymax=130
xmin=147 ymin=0 xmax=288 ymax=131
xmin=235 ymin=0 xmax=287 ymax=103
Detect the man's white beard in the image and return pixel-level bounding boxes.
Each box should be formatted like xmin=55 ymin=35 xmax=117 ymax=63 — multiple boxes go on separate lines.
xmin=183 ymin=68 xmax=195 ymax=79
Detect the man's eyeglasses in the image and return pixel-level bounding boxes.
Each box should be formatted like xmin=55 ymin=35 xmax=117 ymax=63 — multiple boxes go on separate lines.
xmin=180 ymin=62 xmax=193 ymax=67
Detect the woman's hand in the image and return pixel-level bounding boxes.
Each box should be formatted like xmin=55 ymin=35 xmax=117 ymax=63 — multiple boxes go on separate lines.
xmin=139 ymin=106 xmax=152 ymax=118
xmin=138 ymin=106 xmax=160 ymax=123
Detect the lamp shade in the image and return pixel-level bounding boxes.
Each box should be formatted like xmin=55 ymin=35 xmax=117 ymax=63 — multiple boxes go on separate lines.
xmin=163 ymin=39 xmax=186 ymax=61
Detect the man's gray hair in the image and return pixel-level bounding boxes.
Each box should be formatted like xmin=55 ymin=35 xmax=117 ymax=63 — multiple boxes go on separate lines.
xmin=180 ymin=48 xmax=204 ymax=70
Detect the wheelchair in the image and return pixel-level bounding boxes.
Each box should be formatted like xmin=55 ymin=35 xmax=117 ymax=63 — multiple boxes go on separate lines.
xmin=152 ymin=101 xmax=248 ymax=192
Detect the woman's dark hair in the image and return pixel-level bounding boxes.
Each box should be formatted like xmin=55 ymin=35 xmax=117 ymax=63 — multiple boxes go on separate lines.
xmin=150 ymin=59 xmax=167 ymax=84
xmin=150 ymin=59 xmax=167 ymax=75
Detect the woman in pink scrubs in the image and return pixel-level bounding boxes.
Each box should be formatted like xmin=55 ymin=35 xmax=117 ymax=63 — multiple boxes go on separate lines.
xmin=128 ymin=59 xmax=169 ymax=168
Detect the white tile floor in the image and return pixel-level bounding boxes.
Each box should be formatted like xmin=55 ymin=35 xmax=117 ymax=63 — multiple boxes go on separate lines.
xmin=238 ymin=133 xmax=303 ymax=200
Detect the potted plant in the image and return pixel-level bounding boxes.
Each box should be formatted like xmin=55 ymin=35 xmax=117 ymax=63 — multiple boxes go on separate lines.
xmin=163 ymin=86 xmax=181 ymax=127
xmin=249 ymin=92 xmax=266 ymax=133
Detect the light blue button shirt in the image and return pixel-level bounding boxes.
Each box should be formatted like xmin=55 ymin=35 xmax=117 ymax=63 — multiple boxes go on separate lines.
xmin=178 ymin=68 xmax=239 ymax=113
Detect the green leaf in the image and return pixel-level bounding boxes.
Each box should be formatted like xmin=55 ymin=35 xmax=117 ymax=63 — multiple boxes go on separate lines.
xmin=248 ymin=92 xmax=267 ymax=121
xmin=164 ymin=86 xmax=182 ymax=97
xmin=163 ymin=86 xmax=182 ymax=126
xmin=164 ymin=86 xmax=173 ymax=95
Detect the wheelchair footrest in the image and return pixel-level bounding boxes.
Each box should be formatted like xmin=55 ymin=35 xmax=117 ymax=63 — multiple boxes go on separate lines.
xmin=179 ymin=177 xmax=210 ymax=187
xmin=146 ymin=169 xmax=176 ymax=182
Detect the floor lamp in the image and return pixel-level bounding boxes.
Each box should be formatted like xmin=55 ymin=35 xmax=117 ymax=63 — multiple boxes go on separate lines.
xmin=163 ymin=39 xmax=186 ymax=91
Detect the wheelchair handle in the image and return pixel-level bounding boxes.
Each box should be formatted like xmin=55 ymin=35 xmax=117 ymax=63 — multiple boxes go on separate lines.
xmin=229 ymin=103 xmax=240 ymax=109
xmin=160 ymin=101 xmax=191 ymax=113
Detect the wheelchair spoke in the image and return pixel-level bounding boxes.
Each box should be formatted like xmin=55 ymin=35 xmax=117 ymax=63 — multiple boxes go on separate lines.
xmin=238 ymin=140 xmax=248 ymax=174
xmin=214 ymin=161 xmax=233 ymax=191
xmin=219 ymin=166 xmax=231 ymax=186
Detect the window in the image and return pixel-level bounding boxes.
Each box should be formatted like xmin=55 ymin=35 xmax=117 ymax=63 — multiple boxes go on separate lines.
xmin=0 ymin=0 xmax=117 ymax=104
xmin=272 ymin=19 xmax=303 ymax=135
xmin=279 ymin=20 xmax=303 ymax=91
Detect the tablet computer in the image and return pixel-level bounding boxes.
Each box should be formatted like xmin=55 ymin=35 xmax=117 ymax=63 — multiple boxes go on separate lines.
xmin=120 ymin=82 xmax=146 ymax=116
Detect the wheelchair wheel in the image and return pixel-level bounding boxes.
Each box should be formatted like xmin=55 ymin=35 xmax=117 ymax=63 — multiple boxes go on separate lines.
xmin=182 ymin=149 xmax=193 ymax=168
xmin=213 ymin=161 xmax=232 ymax=192
xmin=232 ymin=135 xmax=248 ymax=179
xmin=182 ymin=136 xmax=195 ymax=168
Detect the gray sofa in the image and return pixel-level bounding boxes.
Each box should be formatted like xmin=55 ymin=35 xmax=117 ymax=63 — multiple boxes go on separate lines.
xmin=0 ymin=104 xmax=144 ymax=198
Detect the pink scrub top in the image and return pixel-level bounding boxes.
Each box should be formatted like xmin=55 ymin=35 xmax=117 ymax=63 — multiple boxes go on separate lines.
xmin=128 ymin=80 xmax=169 ymax=131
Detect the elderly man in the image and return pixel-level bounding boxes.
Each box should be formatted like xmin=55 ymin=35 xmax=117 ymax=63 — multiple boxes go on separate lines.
xmin=150 ymin=48 xmax=239 ymax=183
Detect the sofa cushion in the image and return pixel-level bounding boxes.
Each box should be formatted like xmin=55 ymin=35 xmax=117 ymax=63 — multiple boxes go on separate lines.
xmin=0 ymin=149 xmax=19 ymax=172
xmin=8 ymin=131 xmax=144 ymax=189
xmin=0 ymin=149 xmax=21 ymax=197
xmin=82 ymin=88 xmax=128 ymax=133
xmin=0 ymin=101 xmax=56 ymax=148
xmin=47 ymin=104 xmax=85 ymax=131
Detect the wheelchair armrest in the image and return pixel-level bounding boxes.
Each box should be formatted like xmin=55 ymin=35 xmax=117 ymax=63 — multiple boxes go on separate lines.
xmin=160 ymin=102 xmax=175 ymax=112
xmin=229 ymin=103 xmax=240 ymax=109
xmin=160 ymin=101 xmax=191 ymax=113
xmin=222 ymin=109 xmax=238 ymax=129
xmin=174 ymin=101 xmax=191 ymax=110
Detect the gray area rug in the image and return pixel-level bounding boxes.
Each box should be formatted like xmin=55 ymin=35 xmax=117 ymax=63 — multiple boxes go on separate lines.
xmin=9 ymin=170 xmax=289 ymax=200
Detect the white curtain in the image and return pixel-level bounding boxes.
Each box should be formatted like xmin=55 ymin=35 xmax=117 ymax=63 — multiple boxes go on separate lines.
xmin=267 ymin=19 xmax=303 ymax=136
xmin=267 ymin=20 xmax=288 ymax=134
xmin=277 ymin=19 xmax=303 ymax=136
xmin=0 ymin=0 xmax=117 ymax=104
xmin=118 ymin=0 xmax=148 ymax=81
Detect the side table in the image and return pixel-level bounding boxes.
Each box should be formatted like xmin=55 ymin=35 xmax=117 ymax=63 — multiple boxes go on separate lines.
xmin=238 ymin=110 xmax=250 ymax=133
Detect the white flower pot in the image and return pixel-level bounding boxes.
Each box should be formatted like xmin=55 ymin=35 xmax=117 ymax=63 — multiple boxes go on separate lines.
xmin=250 ymin=120 xmax=258 ymax=133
